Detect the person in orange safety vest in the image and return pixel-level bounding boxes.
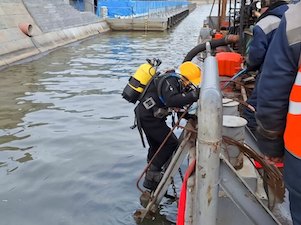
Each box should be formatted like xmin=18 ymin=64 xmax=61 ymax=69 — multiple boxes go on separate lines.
xmin=255 ymin=2 xmax=301 ymax=225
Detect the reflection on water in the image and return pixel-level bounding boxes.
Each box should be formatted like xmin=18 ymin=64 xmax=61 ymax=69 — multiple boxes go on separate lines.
xmin=0 ymin=5 xmax=212 ymax=225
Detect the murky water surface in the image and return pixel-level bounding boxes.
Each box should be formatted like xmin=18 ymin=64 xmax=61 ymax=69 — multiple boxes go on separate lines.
xmin=0 ymin=6 xmax=211 ymax=225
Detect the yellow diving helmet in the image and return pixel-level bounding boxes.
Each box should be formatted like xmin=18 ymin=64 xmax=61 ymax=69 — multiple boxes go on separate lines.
xmin=179 ymin=62 xmax=202 ymax=86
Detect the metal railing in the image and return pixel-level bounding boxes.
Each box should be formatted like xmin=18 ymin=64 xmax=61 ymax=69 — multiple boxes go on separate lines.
xmin=194 ymin=43 xmax=222 ymax=225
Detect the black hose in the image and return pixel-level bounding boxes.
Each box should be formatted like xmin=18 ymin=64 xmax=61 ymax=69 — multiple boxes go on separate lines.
xmin=183 ymin=36 xmax=237 ymax=62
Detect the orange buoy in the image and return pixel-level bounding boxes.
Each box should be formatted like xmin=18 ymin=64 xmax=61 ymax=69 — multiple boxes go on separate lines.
xmin=216 ymin=52 xmax=243 ymax=77
xmin=18 ymin=23 xmax=33 ymax=37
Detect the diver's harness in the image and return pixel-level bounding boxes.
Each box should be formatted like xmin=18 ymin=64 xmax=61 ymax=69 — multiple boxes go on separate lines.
xmin=141 ymin=72 xmax=183 ymax=118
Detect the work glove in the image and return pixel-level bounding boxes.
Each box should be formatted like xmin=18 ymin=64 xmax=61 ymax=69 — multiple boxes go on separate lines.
xmin=191 ymin=87 xmax=200 ymax=102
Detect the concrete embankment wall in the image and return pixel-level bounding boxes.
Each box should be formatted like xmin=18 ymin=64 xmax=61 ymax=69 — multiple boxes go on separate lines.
xmin=0 ymin=0 xmax=110 ymax=69
xmin=106 ymin=3 xmax=196 ymax=31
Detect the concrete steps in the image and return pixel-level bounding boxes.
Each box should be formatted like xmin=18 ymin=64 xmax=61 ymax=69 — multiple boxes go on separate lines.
xmin=23 ymin=0 xmax=100 ymax=32
xmin=0 ymin=0 xmax=110 ymax=68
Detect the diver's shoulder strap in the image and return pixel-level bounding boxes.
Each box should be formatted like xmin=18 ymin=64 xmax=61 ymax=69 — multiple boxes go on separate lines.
xmin=134 ymin=105 xmax=146 ymax=148
xmin=138 ymin=72 xmax=160 ymax=102
xmin=155 ymin=72 xmax=182 ymax=105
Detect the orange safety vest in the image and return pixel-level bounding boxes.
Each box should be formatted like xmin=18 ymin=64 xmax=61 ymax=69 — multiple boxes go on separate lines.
xmin=284 ymin=67 xmax=301 ymax=159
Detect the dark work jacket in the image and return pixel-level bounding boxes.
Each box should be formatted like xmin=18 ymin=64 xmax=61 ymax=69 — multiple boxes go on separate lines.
xmin=247 ymin=1 xmax=288 ymax=72
xmin=255 ymin=2 xmax=301 ymax=196
xmin=243 ymin=1 xmax=288 ymax=130
xmin=256 ymin=3 xmax=301 ymax=157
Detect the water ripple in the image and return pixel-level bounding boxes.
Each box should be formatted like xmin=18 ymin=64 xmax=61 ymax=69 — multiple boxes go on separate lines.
xmin=0 ymin=5 xmax=213 ymax=225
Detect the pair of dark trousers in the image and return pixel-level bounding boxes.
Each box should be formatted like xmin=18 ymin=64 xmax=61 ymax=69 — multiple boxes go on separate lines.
xmin=284 ymin=151 xmax=301 ymax=225
xmin=141 ymin=115 xmax=178 ymax=169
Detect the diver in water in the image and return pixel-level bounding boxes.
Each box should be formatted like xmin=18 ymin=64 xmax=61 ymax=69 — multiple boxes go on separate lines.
xmin=134 ymin=62 xmax=201 ymax=191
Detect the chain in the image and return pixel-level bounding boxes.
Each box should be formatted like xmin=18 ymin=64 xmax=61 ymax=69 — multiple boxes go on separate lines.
xmin=171 ymin=177 xmax=178 ymax=206
xmin=178 ymin=168 xmax=184 ymax=182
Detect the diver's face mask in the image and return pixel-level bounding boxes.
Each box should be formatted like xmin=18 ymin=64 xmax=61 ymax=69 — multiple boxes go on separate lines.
xmin=181 ymin=76 xmax=191 ymax=87
xmin=180 ymin=76 xmax=197 ymax=93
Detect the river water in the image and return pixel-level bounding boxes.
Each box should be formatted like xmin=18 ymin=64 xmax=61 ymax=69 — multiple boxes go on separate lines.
xmin=0 ymin=5 xmax=212 ymax=225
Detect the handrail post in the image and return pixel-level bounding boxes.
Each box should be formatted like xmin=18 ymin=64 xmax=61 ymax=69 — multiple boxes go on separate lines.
xmin=193 ymin=43 xmax=222 ymax=225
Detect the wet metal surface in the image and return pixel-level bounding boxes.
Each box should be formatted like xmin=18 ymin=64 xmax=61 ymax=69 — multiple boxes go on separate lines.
xmin=0 ymin=5 xmax=214 ymax=225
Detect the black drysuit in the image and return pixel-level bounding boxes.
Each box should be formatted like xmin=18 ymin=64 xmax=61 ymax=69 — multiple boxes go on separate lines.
xmin=135 ymin=73 xmax=198 ymax=169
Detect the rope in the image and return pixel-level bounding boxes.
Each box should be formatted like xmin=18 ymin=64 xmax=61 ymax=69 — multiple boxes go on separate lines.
xmin=221 ymin=79 xmax=256 ymax=113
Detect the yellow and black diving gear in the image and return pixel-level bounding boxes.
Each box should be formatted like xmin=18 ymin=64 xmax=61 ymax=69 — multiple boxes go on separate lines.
xmin=122 ymin=58 xmax=161 ymax=104
xmin=124 ymin=60 xmax=201 ymax=150
xmin=130 ymin=61 xmax=201 ymax=191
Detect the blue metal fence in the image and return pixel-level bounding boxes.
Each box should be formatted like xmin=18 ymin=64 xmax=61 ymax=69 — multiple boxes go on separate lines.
xmin=97 ymin=0 xmax=189 ymax=18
